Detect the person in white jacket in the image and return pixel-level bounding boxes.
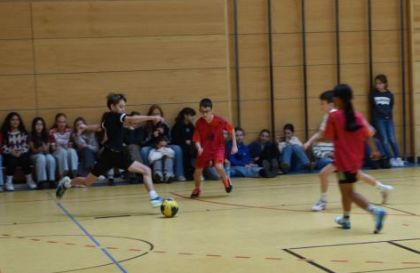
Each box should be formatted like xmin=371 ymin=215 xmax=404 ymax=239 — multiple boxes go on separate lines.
xmin=148 ymin=136 xmax=175 ymax=183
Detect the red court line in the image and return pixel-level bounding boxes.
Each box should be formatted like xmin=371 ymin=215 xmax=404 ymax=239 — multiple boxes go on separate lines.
xmin=31 ymin=238 xmax=41 ymax=241
xmin=65 ymin=242 xmax=76 ymax=245
xmin=402 ymin=262 xmax=420 ymax=265
xmin=265 ymin=257 xmax=282 ymax=260
xmin=106 ymin=246 xmax=119 ymax=250
xmin=234 ymin=256 xmax=251 ymax=259
xmin=153 ymin=250 xmax=167 ymax=254
xmin=366 ymin=260 xmax=384 ymax=264
xmin=85 ymin=244 xmax=96 ymax=248
xmin=331 ymin=260 xmax=348 ymax=263
xmin=178 ymin=252 xmax=193 ymax=255
xmin=206 ymin=254 xmax=222 ymax=257
xmin=128 ymin=248 xmax=142 ymax=252
xmin=47 ymin=240 xmax=57 ymax=243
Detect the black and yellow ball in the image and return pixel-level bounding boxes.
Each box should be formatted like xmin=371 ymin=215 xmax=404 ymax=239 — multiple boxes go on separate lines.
xmin=160 ymin=198 xmax=179 ymax=218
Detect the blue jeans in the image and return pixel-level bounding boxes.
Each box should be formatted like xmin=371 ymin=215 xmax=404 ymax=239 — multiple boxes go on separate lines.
xmin=141 ymin=145 xmax=185 ymax=178
xmin=315 ymin=158 xmax=333 ymax=170
xmin=0 ymin=155 xmax=4 ymax=185
xmin=375 ymin=119 xmax=400 ymax=158
xmin=280 ymin=145 xmax=310 ymax=171
xmin=230 ymin=166 xmax=261 ymax=178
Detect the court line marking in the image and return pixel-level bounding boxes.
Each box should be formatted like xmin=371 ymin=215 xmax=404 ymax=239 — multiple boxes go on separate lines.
xmin=289 ymin=238 xmax=420 ymax=250
xmin=348 ymin=266 xmax=420 ymax=273
xmin=283 ymin=249 xmax=336 ymax=273
xmin=54 ymin=200 xmax=130 ymax=273
xmin=170 ymin=191 xmax=417 ymax=217
xmin=388 ymin=241 xmax=420 ymax=255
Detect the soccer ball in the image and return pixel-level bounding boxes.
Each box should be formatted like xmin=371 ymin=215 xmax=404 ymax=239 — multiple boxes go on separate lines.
xmin=160 ymin=198 xmax=179 ymax=218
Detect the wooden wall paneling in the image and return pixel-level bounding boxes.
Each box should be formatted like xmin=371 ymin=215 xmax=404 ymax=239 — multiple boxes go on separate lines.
xmin=34 ymin=35 xmax=228 ymax=74
xmin=273 ymin=66 xmax=304 ymax=100
xmin=273 ymin=33 xmax=302 ymax=66
xmin=371 ymin=0 xmax=401 ymax=30
xmin=237 ymin=0 xmax=267 ymax=34
xmin=372 ymin=30 xmax=402 ymax=63
xmin=340 ymin=31 xmax=369 ymax=64
xmin=306 ymin=32 xmax=337 ymax=65
xmin=0 ymin=40 xmax=34 ymax=75
xmin=0 ymin=2 xmax=32 ymax=39
xmin=306 ymin=0 xmax=335 ymax=33
xmin=271 ymin=0 xmax=301 ymax=34
xmin=0 ymin=76 xmax=36 ymax=110
xmin=32 ymin=0 xmax=226 ymax=38
xmin=339 ymin=0 xmax=368 ymax=31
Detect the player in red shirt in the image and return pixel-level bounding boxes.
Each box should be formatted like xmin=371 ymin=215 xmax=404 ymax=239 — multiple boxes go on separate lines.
xmin=191 ymin=98 xmax=238 ymax=198
xmin=324 ymin=84 xmax=387 ymax=233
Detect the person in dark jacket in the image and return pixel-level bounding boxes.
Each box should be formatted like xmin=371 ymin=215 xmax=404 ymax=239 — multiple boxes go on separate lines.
xmin=248 ymin=129 xmax=280 ymax=176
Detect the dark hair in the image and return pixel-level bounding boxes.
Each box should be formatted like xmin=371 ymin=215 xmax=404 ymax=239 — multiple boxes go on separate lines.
xmin=319 ymin=90 xmax=334 ymax=103
xmin=73 ymin=117 xmax=87 ymax=131
xmin=147 ymin=104 xmax=164 ymax=117
xmin=283 ymin=123 xmax=294 ymax=132
xmin=259 ymin=129 xmax=271 ymax=136
xmin=31 ymin=117 xmax=48 ymax=148
xmin=199 ymin=98 xmax=213 ymax=109
xmin=52 ymin=113 xmax=69 ymax=129
xmin=106 ymin=93 xmax=127 ymax=109
xmin=374 ymin=74 xmax=388 ymax=89
xmin=333 ymin=84 xmax=362 ymax=132
xmin=235 ymin=127 xmax=245 ymax=134
xmin=1 ymin=112 xmax=27 ymax=135
xmin=175 ymin=107 xmax=196 ymax=123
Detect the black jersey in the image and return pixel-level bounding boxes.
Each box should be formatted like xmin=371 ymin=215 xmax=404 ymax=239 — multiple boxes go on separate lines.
xmin=102 ymin=112 xmax=127 ymax=151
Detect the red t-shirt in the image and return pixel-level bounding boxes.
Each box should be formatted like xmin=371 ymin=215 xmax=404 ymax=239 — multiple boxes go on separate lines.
xmin=324 ymin=110 xmax=373 ymax=173
xmin=193 ymin=115 xmax=233 ymax=155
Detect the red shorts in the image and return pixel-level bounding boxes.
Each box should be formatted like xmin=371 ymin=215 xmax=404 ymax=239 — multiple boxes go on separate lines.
xmin=195 ymin=149 xmax=225 ymax=169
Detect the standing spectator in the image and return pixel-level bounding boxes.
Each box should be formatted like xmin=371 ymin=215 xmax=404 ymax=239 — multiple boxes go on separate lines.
xmin=370 ymin=74 xmax=403 ymax=167
xmin=49 ymin=113 xmax=78 ymax=178
xmin=278 ymin=123 xmax=311 ymax=173
xmin=30 ymin=117 xmax=56 ymax=189
xmin=1 ymin=112 xmax=36 ymax=190
xmin=141 ymin=104 xmax=185 ymax=181
xmin=171 ymin=107 xmax=196 ymax=180
xmin=248 ymin=129 xmax=280 ymax=175
xmin=73 ymin=117 xmax=99 ymax=176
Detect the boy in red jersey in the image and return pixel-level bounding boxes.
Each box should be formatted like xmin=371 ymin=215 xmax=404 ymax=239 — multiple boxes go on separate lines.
xmin=324 ymin=84 xmax=386 ymax=233
xmin=191 ymin=98 xmax=238 ymax=198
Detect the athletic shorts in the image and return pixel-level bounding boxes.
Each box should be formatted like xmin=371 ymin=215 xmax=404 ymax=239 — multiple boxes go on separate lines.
xmin=336 ymin=171 xmax=358 ymax=184
xmin=91 ymin=147 xmax=134 ymax=177
xmin=195 ymin=149 xmax=225 ymax=169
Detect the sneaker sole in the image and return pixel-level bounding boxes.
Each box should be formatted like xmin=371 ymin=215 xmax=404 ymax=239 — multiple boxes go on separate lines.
xmin=374 ymin=211 xmax=387 ymax=234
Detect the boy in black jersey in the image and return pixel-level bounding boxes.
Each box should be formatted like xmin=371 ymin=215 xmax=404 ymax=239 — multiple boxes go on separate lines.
xmin=56 ymin=93 xmax=165 ymax=207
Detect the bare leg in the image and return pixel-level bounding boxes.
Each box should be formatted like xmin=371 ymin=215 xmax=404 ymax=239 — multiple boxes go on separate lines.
xmin=193 ymin=168 xmax=203 ymax=189
xmin=357 ymin=170 xmax=377 ymax=187
xmin=214 ymin=163 xmax=228 ymax=182
xmin=127 ymin=161 xmax=155 ymax=192
xmin=339 ymin=183 xmax=369 ymax=211
xmin=320 ymin=164 xmax=336 ymax=194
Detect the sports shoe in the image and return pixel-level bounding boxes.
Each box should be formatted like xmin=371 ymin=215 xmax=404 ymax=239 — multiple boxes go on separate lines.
xmin=177 ymin=176 xmax=186 ymax=182
xmin=56 ymin=176 xmax=71 ymax=199
xmin=5 ymin=182 xmax=14 ymax=192
xmin=380 ymin=185 xmax=394 ymax=204
xmin=190 ymin=188 xmax=201 ymax=198
xmin=335 ymin=216 xmax=351 ymax=230
xmin=373 ymin=208 xmax=387 ymax=234
xmin=0 ymin=186 xmax=3 ymax=192
xmin=223 ymin=177 xmax=233 ymax=193
xmin=312 ymin=200 xmax=327 ymax=211
xmin=390 ymin=158 xmax=398 ymax=167
xmin=27 ymin=180 xmax=37 ymax=190
xmin=395 ymin=157 xmax=404 ymax=167
xmin=150 ymin=196 xmax=164 ymax=207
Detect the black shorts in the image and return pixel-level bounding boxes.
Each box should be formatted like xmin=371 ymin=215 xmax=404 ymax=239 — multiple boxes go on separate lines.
xmin=91 ymin=147 xmax=135 ymax=177
xmin=336 ymin=171 xmax=358 ymax=184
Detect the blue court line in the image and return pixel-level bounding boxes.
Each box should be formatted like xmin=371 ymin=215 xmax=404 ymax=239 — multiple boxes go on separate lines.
xmin=55 ymin=201 xmax=129 ymax=273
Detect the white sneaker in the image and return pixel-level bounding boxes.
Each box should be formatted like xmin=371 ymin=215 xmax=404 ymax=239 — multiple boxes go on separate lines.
xmin=27 ymin=180 xmax=37 ymax=190
xmin=390 ymin=158 xmax=398 ymax=167
xmin=5 ymin=182 xmax=14 ymax=191
xmin=380 ymin=185 xmax=394 ymax=204
xmin=312 ymin=200 xmax=327 ymax=211
xmin=395 ymin=157 xmax=404 ymax=167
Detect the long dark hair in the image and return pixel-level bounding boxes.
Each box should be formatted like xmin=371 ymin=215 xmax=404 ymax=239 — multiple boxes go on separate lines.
xmin=333 ymin=84 xmax=362 ymax=132
xmin=145 ymin=104 xmax=164 ymax=132
xmin=1 ymin=112 xmax=27 ymax=135
xmin=31 ymin=117 xmax=48 ymax=148
xmin=175 ymin=107 xmax=196 ymax=123
xmin=51 ymin=113 xmax=69 ymax=129
xmin=73 ymin=117 xmax=87 ymax=132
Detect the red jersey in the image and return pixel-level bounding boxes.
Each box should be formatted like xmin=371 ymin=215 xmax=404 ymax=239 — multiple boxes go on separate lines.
xmin=193 ymin=115 xmax=233 ymax=154
xmin=324 ymin=110 xmax=373 ymax=173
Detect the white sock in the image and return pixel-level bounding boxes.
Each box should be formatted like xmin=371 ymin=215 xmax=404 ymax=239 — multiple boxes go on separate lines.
xmin=320 ymin=193 xmax=328 ymax=202
xmin=375 ymin=181 xmax=384 ymax=190
xmin=25 ymin=174 xmax=34 ymax=183
xmin=6 ymin=176 xmax=13 ymax=184
xmin=149 ymin=190 xmax=158 ymax=199
xmin=367 ymin=204 xmax=376 ymax=215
